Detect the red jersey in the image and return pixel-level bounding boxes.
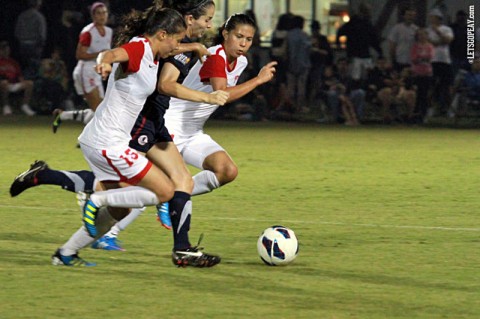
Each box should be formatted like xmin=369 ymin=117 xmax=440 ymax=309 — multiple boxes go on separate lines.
xmin=0 ymin=57 xmax=22 ymax=83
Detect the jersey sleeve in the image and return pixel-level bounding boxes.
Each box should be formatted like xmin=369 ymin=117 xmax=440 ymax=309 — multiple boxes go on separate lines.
xmin=78 ymin=32 xmax=92 ymax=47
xmin=199 ymin=54 xmax=227 ymax=82
xmin=120 ymin=41 xmax=145 ymax=73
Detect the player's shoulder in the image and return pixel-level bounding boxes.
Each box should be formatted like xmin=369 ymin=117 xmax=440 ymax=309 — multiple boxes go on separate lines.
xmin=208 ymin=44 xmax=224 ymax=56
xmin=81 ymin=23 xmax=95 ymax=33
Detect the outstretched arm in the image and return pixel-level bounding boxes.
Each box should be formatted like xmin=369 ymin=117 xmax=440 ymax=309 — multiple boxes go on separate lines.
xmin=158 ymin=62 xmax=229 ymax=105
xmin=210 ymin=61 xmax=277 ymax=103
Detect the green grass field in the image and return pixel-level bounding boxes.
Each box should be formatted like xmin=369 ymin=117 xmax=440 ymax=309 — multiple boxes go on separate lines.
xmin=0 ymin=116 xmax=479 ymax=319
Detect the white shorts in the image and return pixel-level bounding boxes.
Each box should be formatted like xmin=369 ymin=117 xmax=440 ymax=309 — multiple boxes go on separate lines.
xmin=351 ymin=57 xmax=373 ymax=80
xmin=73 ymin=63 xmax=105 ymax=97
xmin=8 ymin=82 xmax=24 ymax=93
xmin=173 ymin=133 xmax=225 ymax=169
xmin=80 ymin=143 xmax=152 ymax=184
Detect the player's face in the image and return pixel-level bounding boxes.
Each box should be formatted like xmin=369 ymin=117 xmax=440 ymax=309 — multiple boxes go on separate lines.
xmin=223 ymin=24 xmax=255 ymax=60
xmin=92 ymin=6 xmax=108 ymax=25
xmin=190 ymin=5 xmax=215 ymax=38
xmin=157 ymin=32 xmax=186 ymax=59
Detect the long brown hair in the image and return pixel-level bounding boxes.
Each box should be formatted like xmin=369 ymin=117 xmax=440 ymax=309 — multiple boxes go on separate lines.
xmin=114 ymin=7 xmax=187 ymax=47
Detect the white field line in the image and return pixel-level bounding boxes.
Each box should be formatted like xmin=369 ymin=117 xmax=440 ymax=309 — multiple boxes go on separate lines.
xmin=1 ymin=204 xmax=479 ymax=232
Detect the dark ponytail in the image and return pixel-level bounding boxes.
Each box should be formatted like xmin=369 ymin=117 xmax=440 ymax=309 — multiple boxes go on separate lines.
xmin=214 ymin=13 xmax=256 ymax=45
xmin=163 ymin=0 xmax=215 ymax=19
xmin=114 ymin=7 xmax=186 ymax=47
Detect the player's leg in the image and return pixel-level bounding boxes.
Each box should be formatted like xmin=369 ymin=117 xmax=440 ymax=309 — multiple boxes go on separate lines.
xmin=52 ymin=108 xmax=95 ymax=133
xmin=52 ymin=206 xmax=120 ymax=266
xmin=83 ymin=86 xmax=103 ymax=111
xmin=9 ymin=160 xmax=96 ymax=197
xmin=147 ymin=142 xmax=193 ymax=244
xmin=146 ymin=139 xmax=220 ymax=267
xmin=81 ymin=145 xmax=175 ymax=237
xmin=19 ymin=80 xmax=35 ymax=116
xmin=183 ymin=134 xmax=238 ymax=196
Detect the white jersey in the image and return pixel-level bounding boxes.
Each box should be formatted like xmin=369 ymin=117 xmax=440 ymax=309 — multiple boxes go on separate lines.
xmin=165 ymin=44 xmax=248 ymax=137
xmin=78 ymin=37 xmax=159 ymax=149
xmin=75 ymin=23 xmax=112 ymax=68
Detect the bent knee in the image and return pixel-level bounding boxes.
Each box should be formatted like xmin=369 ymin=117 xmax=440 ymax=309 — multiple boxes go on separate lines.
xmin=218 ymin=163 xmax=238 ymax=185
xmin=155 ymin=181 xmax=175 ymax=203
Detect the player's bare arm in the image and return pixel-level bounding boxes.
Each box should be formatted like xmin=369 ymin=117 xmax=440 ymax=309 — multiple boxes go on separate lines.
xmin=95 ymin=48 xmax=129 ymax=79
xmin=210 ymin=61 xmax=277 ymax=103
xmin=157 ymin=62 xmax=229 ymax=105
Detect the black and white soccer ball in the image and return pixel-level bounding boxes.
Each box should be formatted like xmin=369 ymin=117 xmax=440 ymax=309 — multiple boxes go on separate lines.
xmin=257 ymin=225 xmax=299 ymax=266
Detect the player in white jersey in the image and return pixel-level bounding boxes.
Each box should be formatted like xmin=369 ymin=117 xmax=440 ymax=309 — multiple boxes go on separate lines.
xmin=165 ymin=13 xmax=276 ymax=217
xmin=52 ymin=2 xmax=112 ymax=132
xmin=70 ymin=7 xmax=187 ymax=262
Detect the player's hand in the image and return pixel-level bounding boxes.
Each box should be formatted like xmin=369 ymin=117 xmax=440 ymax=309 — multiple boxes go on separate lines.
xmin=257 ymin=61 xmax=277 ymax=84
xmin=195 ymin=43 xmax=210 ymax=63
xmin=208 ymin=90 xmax=230 ymax=105
xmin=95 ymin=63 xmax=112 ymax=80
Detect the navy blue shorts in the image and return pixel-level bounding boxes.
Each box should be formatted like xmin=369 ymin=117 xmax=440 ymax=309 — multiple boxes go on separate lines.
xmin=129 ymin=115 xmax=173 ymax=153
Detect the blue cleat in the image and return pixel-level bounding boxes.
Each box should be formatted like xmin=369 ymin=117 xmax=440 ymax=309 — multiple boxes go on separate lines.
xmin=83 ymin=199 xmax=99 ymax=237
xmin=91 ymin=235 xmax=125 ymax=251
xmin=156 ymin=202 xmax=172 ymax=230
xmin=51 ymin=249 xmax=96 ymax=267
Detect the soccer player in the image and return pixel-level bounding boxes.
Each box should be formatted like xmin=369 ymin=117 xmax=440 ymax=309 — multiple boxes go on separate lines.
xmin=57 ymin=7 xmax=186 ymax=266
xmin=11 ymin=1 xmax=227 ymax=267
xmin=52 ymin=2 xmax=112 ymax=132
xmin=164 ymin=13 xmax=276 ymax=201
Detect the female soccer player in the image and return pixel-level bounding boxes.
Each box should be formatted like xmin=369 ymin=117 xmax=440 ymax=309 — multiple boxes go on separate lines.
xmin=52 ymin=2 xmax=112 ymax=132
xmin=11 ymin=1 xmax=228 ymax=268
xmin=164 ymin=13 xmax=277 ymax=201
xmin=74 ymin=7 xmax=186 ymax=252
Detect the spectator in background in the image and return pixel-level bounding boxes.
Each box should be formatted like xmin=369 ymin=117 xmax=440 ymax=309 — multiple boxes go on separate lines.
xmin=388 ymin=7 xmax=418 ymax=72
xmin=426 ymin=8 xmax=454 ymax=119
xmin=336 ymin=3 xmax=382 ymax=81
xmin=319 ymin=59 xmax=360 ymax=125
xmin=336 ymin=57 xmax=365 ymax=123
xmin=14 ymin=0 xmax=47 ymax=80
xmin=449 ymin=58 xmax=480 ymax=117
xmin=270 ymin=13 xmax=293 ymax=115
xmin=36 ymin=46 xmax=74 ymax=113
xmin=0 ymin=41 xmax=36 ymax=116
xmin=286 ymin=15 xmax=311 ymax=114
xmin=449 ymin=10 xmax=469 ymax=75
xmin=309 ymin=20 xmax=333 ymax=108
xmin=410 ymin=28 xmax=434 ymax=122
xmin=367 ymin=57 xmax=396 ymax=123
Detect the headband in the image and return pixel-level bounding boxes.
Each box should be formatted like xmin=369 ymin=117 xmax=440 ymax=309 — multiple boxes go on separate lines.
xmin=90 ymin=2 xmax=106 ymax=15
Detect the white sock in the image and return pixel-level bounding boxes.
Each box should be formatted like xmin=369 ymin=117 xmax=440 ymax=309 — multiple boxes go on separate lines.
xmin=105 ymin=207 xmax=145 ymax=237
xmin=104 ymin=224 xmax=121 ymax=238
xmin=192 ymin=170 xmax=220 ymax=196
xmin=60 ymin=207 xmax=117 ymax=255
xmin=60 ymin=109 xmax=94 ymax=124
xmin=82 ymin=109 xmax=95 ymax=124
xmin=60 ymin=226 xmax=95 ymax=256
xmin=90 ymin=186 xmax=159 ymax=208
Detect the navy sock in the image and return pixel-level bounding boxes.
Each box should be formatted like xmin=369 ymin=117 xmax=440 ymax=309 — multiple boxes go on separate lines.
xmin=36 ymin=169 xmax=95 ymax=193
xmin=169 ymin=191 xmax=192 ymax=250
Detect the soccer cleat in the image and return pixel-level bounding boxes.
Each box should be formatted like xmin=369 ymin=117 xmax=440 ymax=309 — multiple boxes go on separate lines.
xmin=51 ymin=249 xmax=96 ymax=267
xmin=172 ymin=234 xmax=221 ymax=268
xmin=10 ymin=160 xmax=48 ymax=197
xmin=83 ymin=199 xmax=99 ymax=237
xmin=156 ymin=202 xmax=172 ymax=230
xmin=52 ymin=109 xmax=63 ymax=133
xmin=91 ymin=235 xmax=125 ymax=251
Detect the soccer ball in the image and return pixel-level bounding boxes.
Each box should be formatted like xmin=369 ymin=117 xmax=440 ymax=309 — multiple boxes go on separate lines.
xmin=257 ymin=225 xmax=299 ymax=266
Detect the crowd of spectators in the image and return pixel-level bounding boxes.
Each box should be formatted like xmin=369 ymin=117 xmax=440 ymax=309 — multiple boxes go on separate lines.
xmin=1 ymin=1 xmax=479 ymax=125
